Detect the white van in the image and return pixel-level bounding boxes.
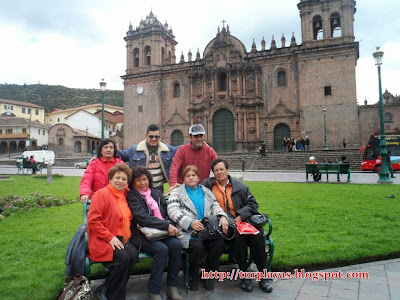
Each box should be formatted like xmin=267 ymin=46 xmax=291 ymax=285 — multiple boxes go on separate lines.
xmin=17 ymin=150 xmax=55 ymax=165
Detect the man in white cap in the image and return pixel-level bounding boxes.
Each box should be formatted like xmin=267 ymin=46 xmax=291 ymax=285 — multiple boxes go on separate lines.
xmin=169 ymin=124 xmax=218 ymax=186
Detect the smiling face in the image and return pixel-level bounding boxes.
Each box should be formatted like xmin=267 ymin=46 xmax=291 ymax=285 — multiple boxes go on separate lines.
xmin=189 ymin=134 xmax=204 ymax=149
xmin=101 ymin=142 xmax=115 ymax=160
xmin=109 ymin=171 xmax=128 ymax=191
xmin=212 ymin=162 xmax=229 ymax=184
xmin=133 ymin=173 xmax=150 ymax=191
xmin=184 ymin=169 xmax=199 ymax=188
xmin=146 ymin=130 xmax=161 ymax=147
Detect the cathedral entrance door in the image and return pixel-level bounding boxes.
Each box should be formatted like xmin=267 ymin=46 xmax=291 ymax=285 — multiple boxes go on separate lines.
xmin=274 ymin=123 xmax=290 ymax=151
xmin=213 ymin=109 xmax=235 ymax=153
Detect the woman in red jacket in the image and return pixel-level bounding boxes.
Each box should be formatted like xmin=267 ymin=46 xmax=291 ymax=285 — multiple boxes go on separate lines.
xmin=80 ymin=139 xmax=124 ymax=202
xmin=87 ymin=163 xmax=138 ymax=300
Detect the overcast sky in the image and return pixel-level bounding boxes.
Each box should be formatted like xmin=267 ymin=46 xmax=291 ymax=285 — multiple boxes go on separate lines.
xmin=0 ymin=0 xmax=399 ymax=105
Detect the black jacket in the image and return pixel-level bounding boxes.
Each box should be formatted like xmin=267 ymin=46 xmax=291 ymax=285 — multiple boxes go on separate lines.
xmin=126 ymin=188 xmax=171 ymax=240
xmin=202 ymin=175 xmax=259 ymax=221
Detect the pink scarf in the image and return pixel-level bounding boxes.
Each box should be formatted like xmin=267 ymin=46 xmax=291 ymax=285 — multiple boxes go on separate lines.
xmin=138 ymin=188 xmax=164 ymax=220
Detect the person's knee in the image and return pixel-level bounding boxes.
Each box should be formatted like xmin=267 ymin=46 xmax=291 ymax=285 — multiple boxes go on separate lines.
xmin=153 ymin=242 xmax=169 ymax=259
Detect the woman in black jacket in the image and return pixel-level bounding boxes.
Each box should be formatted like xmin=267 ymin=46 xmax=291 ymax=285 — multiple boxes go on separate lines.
xmin=127 ymin=166 xmax=182 ymax=300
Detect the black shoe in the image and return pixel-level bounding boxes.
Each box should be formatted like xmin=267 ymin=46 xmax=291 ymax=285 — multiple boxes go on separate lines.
xmin=94 ymin=285 xmax=108 ymax=300
xmin=202 ymin=279 xmax=214 ymax=291
xmin=240 ymin=278 xmax=253 ymax=292
xmin=189 ymin=280 xmax=199 ymax=291
xmin=391 ymin=176 xmax=396 ymax=178
xmin=259 ymin=279 xmax=273 ymax=293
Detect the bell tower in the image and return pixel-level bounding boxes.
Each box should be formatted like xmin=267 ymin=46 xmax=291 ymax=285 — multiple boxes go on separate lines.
xmin=297 ymin=0 xmax=356 ymax=47
xmin=124 ymin=11 xmax=177 ymax=74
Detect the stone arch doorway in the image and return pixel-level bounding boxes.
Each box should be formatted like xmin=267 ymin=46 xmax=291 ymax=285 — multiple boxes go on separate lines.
xmin=171 ymin=130 xmax=184 ymax=146
xmin=0 ymin=141 xmax=8 ymax=154
xmin=9 ymin=141 xmax=17 ymax=153
xmin=213 ymin=109 xmax=235 ymax=153
xmin=274 ymin=123 xmax=290 ymax=151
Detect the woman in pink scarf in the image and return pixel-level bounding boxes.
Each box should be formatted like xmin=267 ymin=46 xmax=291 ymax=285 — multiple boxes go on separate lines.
xmin=127 ymin=166 xmax=182 ymax=300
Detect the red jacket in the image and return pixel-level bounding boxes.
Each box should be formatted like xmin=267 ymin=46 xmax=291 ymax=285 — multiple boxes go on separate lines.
xmin=87 ymin=186 xmax=125 ymax=262
xmin=169 ymin=143 xmax=218 ymax=185
xmin=79 ymin=157 xmax=124 ymax=197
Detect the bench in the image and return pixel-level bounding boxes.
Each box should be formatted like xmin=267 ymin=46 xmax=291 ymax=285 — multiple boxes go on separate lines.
xmin=306 ymin=163 xmax=351 ymax=182
xmin=83 ymin=201 xmax=274 ymax=292
xmin=16 ymin=159 xmax=43 ymax=174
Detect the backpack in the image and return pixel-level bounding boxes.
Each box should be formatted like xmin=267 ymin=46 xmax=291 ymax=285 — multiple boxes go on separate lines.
xmin=65 ymin=224 xmax=87 ymax=277
xmin=58 ymin=275 xmax=92 ymax=300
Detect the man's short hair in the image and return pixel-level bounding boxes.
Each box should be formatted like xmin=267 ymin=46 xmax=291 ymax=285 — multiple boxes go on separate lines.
xmin=210 ymin=158 xmax=229 ymax=171
xmin=147 ymin=124 xmax=160 ymax=134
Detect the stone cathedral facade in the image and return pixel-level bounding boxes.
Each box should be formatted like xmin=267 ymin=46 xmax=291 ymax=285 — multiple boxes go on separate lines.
xmin=122 ymin=0 xmax=360 ymax=152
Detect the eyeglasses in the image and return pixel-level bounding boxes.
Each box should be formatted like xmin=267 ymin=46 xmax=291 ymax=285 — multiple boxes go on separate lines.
xmin=148 ymin=135 xmax=161 ymax=140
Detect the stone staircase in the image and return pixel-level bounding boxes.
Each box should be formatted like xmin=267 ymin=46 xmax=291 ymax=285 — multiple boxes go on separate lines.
xmin=219 ymin=149 xmax=363 ymax=171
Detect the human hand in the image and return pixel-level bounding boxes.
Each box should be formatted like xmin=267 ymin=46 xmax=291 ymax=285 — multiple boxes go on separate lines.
xmin=168 ymin=224 xmax=179 ymax=236
xmin=109 ymin=237 xmax=124 ymax=250
xmin=165 ymin=183 xmax=181 ymax=196
xmin=219 ymin=216 xmax=229 ymax=234
xmin=80 ymin=195 xmax=89 ymax=203
xmin=191 ymin=220 xmax=204 ymax=231
xmin=235 ymin=215 xmax=243 ymax=223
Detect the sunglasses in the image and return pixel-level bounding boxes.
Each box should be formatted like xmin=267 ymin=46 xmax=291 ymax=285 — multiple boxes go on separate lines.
xmin=148 ymin=135 xmax=161 ymax=140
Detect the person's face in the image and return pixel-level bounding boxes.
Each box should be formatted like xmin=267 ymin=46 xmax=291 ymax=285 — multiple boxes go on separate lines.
xmin=213 ymin=162 xmax=229 ymax=183
xmin=184 ymin=169 xmax=199 ymax=188
xmin=146 ymin=130 xmax=161 ymax=147
xmin=133 ymin=174 xmax=150 ymax=191
xmin=109 ymin=171 xmax=128 ymax=191
xmin=190 ymin=134 xmax=204 ymax=149
xmin=101 ymin=142 xmax=115 ymax=160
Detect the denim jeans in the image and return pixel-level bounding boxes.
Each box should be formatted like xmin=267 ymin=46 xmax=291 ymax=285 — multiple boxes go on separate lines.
xmin=135 ymin=236 xmax=182 ymax=294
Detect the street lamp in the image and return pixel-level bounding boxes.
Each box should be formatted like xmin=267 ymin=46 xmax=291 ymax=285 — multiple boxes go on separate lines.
xmin=323 ymin=109 xmax=328 ymax=150
xmin=373 ymin=46 xmax=392 ymax=183
xmin=99 ymin=78 xmax=107 ymax=139
xmin=85 ymin=127 xmax=89 ymax=158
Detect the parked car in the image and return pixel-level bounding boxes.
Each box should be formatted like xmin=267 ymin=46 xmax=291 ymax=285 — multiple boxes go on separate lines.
xmin=74 ymin=159 xmax=91 ymax=169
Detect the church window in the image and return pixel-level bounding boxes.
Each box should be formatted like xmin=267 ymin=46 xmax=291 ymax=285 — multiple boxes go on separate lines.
xmin=313 ymin=15 xmax=323 ymax=40
xmin=324 ymin=86 xmax=332 ymax=96
xmin=173 ymin=83 xmax=180 ymax=97
xmin=145 ymin=46 xmax=151 ymax=65
xmin=162 ymin=47 xmax=165 ymax=63
xmin=138 ymin=105 xmax=143 ymax=112
xmin=58 ymin=138 xmax=64 ymax=146
xmin=330 ymin=13 xmax=341 ymax=37
xmin=384 ymin=113 xmax=392 ymax=123
xmin=219 ymin=72 xmax=227 ymax=91
xmin=134 ymin=48 xmax=139 ymax=67
xmin=278 ymin=71 xmax=287 ymax=87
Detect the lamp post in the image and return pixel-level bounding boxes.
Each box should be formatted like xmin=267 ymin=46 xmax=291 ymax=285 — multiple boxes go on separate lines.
xmin=373 ymin=47 xmax=392 ymax=183
xmin=99 ymin=79 xmax=107 ymax=139
xmin=85 ymin=127 xmax=89 ymax=158
xmin=323 ymin=109 xmax=328 ymax=150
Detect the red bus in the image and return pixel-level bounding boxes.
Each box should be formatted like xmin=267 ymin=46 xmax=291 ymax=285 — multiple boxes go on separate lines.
xmin=360 ymin=135 xmax=400 ymax=172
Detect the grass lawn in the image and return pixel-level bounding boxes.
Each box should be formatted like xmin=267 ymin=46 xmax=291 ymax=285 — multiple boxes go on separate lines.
xmin=0 ymin=177 xmax=399 ymax=299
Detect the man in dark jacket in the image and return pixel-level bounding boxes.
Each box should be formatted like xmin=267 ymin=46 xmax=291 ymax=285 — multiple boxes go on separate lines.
xmin=119 ymin=124 xmax=179 ymax=192
xmin=202 ymin=158 xmax=272 ymax=293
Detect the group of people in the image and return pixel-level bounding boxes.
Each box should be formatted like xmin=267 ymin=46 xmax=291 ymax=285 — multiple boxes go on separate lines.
xmin=80 ymin=124 xmax=272 ymax=300
xmin=282 ymin=137 xmax=310 ymax=152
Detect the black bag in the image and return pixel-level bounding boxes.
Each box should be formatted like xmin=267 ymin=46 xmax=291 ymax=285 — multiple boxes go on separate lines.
xmin=65 ymin=224 xmax=87 ymax=277
xmin=247 ymin=214 xmax=269 ymax=228
xmin=58 ymin=275 xmax=93 ymax=300
xmin=193 ymin=215 xmax=236 ymax=241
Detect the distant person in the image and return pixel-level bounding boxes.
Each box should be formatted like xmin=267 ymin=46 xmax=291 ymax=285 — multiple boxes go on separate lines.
xmin=168 ymin=124 xmax=217 ymax=187
xmin=260 ymin=142 xmax=266 ymax=157
xmin=300 ymin=137 xmax=305 ymax=151
xmin=343 ymin=138 xmax=347 ymax=149
xmin=309 ymin=156 xmax=321 ymax=181
xmin=305 ymin=136 xmax=310 ymax=151
xmin=241 ymin=157 xmax=246 ymax=172
xmin=282 ymin=138 xmax=287 ymax=151
xmin=387 ymin=151 xmax=396 ymax=178
xmin=339 ymin=156 xmax=348 ymax=163
xmin=119 ymin=124 xmax=179 ymax=193
xmin=29 ymin=155 xmax=37 ymax=174
xmin=80 ymin=139 xmax=124 ymax=203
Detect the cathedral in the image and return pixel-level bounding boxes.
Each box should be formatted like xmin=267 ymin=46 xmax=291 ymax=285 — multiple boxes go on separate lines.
xmin=122 ymin=0 xmax=360 ymax=152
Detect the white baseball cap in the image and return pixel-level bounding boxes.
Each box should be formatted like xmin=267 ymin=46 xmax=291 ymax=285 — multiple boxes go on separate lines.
xmin=189 ymin=124 xmax=206 ymax=135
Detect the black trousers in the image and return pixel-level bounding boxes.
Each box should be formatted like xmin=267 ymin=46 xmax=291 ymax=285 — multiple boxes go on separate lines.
xmin=103 ymin=240 xmax=138 ymax=300
xmin=231 ymin=232 xmax=267 ymax=272
xmin=188 ymin=237 xmax=225 ymax=283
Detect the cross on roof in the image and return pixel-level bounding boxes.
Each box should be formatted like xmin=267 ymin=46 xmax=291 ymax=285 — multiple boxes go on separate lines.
xmin=221 ymin=19 xmax=226 ymax=27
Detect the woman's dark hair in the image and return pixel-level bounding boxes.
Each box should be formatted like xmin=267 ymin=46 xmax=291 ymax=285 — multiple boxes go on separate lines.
xmin=181 ymin=165 xmax=199 ymax=181
xmin=210 ymin=158 xmax=229 ymax=171
xmin=108 ymin=163 xmax=132 ymax=181
xmin=130 ymin=166 xmax=153 ymax=189
xmin=97 ymin=139 xmax=118 ymax=158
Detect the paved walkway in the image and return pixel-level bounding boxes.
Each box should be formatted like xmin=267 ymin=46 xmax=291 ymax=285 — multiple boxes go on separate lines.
xmin=91 ymin=258 xmax=400 ymax=299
